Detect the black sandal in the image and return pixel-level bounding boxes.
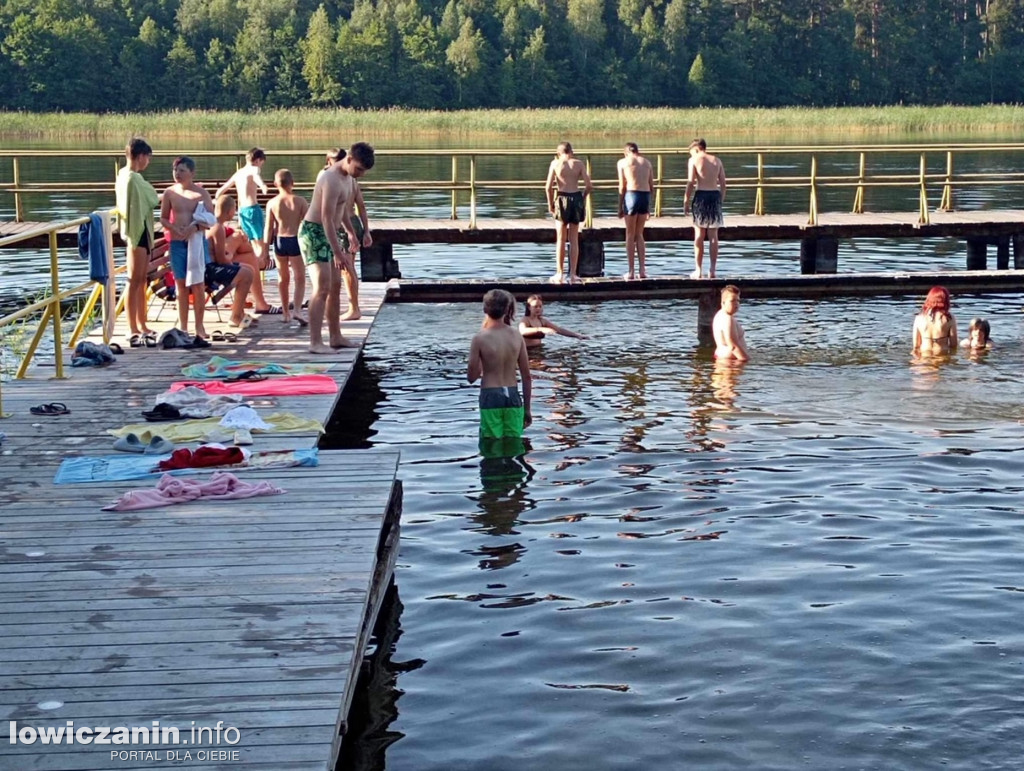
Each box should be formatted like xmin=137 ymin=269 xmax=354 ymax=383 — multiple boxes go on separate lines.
xmin=129 ymin=334 xmax=144 ymax=348
xmin=30 ymin=402 xmax=70 ymax=416
xmin=225 ymin=370 xmax=266 ymax=383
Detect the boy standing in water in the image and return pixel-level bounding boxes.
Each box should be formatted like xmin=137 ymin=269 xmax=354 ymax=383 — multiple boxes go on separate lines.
xmin=468 ymin=289 xmax=533 ymax=440
xmin=265 ymin=169 xmax=310 ymax=325
xmin=545 ymin=142 xmax=592 ymax=284
xmin=215 ymin=148 xmax=278 ymax=311
xmin=713 ymin=285 xmax=749 ymax=361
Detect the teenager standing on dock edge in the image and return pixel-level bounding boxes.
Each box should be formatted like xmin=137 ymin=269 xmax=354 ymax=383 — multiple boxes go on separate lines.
xmin=115 ymin=137 xmax=159 ymax=346
xmin=618 ymin=142 xmax=654 ymax=280
xmin=684 ymin=138 xmax=727 ymax=279
xmin=545 ymin=142 xmax=592 ymax=284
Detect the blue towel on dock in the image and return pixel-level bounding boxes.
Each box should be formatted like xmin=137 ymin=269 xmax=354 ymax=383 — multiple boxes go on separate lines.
xmin=54 ymin=448 xmax=318 ymax=484
xmin=77 ymin=212 xmax=109 ymax=283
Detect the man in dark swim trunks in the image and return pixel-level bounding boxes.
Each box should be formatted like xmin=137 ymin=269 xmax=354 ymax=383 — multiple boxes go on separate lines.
xmin=617 ymin=141 xmax=654 ymax=280
xmin=684 ymin=138 xmax=727 ymax=279
xmin=545 ymin=141 xmax=593 ymax=284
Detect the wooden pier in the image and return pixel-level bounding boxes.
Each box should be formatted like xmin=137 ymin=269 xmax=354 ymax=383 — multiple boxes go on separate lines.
xmin=6 ymin=211 xmax=1023 ymax=279
xmin=0 ymin=282 xmax=398 ymax=770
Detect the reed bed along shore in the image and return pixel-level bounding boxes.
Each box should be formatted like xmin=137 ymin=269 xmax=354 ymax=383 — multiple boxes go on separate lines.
xmin=0 ymin=105 xmax=1022 ymax=140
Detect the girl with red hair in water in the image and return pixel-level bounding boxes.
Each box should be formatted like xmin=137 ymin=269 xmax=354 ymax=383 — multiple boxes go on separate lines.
xmin=912 ymin=286 xmax=958 ymax=355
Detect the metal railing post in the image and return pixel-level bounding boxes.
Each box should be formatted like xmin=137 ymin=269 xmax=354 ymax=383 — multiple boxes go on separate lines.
xmin=12 ymin=157 xmax=23 ymax=223
xmin=939 ymin=150 xmax=954 ymax=211
xmin=584 ymin=156 xmax=593 ymax=229
xmin=808 ymin=156 xmax=818 ymax=226
xmin=49 ymin=231 xmax=65 ymax=379
xmin=450 ymin=155 xmax=458 ymax=220
xmin=469 ymin=155 xmax=477 ymax=230
xmin=654 ymin=154 xmax=664 ymax=217
xmin=853 ymin=152 xmax=866 ymax=213
xmin=755 ymin=153 xmax=765 ymax=215
xmin=918 ymin=153 xmax=930 ymax=224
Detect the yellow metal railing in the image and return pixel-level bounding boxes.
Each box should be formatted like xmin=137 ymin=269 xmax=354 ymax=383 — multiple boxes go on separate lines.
xmin=0 ymin=214 xmax=119 ymax=418
xmin=4 ymin=144 xmax=1024 ymax=229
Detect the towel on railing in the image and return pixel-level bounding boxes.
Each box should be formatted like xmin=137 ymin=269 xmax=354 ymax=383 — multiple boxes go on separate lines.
xmin=77 ymin=212 xmax=110 ymax=283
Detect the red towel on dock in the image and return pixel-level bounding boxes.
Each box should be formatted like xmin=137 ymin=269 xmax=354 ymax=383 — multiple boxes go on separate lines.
xmin=168 ymin=374 xmax=338 ymax=396
xmin=158 ymin=446 xmax=245 ymax=471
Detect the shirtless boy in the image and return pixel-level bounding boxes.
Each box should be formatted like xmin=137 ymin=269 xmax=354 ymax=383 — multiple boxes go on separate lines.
xmin=468 ymin=289 xmax=533 ymax=440
xmin=206 ymin=195 xmax=257 ymax=330
xmin=298 ymin=141 xmax=375 ymax=354
xmin=617 ymin=142 xmax=654 ymax=280
xmin=214 ymin=148 xmax=278 ymax=312
xmin=545 ymin=142 xmax=593 ymax=284
xmin=265 ymin=169 xmax=310 ymax=325
xmin=160 ymin=156 xmax=215 ymax=339
xmin=684 ymin=138 xmax=728 ymax=279
xmin=713 ymin=285 xmax=749 ymax=361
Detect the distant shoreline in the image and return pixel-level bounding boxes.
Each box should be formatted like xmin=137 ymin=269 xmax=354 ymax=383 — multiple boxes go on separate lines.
xmin=0 ymin=105 xmax=1022 ymax=140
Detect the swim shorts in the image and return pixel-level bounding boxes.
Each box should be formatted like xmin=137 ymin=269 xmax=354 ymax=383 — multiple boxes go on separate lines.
xmin=239 ymin=204 xmax=265 ymax=241
xmin=205 ymin=261 xmax=240 ymax=288
xmin=479 ymin=386 xmax=525 ymax=440
xmin=274 ymin=235 xmax=301 ymax=257
xmin=555 ymin=191 xmax=586 ymax=224
xmin=692 ymin=190 xmax=724 ymax=229
xmin=168 ymin=239 xmax=211 ymax=282
xmin=623 ymin=190 xmax=651 ymax=216
xmin=299 ymin=220 xmax=351 ymax=265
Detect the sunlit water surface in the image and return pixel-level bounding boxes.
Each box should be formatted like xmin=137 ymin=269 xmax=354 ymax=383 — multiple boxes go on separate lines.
xmin=331 ymin=296 xmax=1024 ymax=771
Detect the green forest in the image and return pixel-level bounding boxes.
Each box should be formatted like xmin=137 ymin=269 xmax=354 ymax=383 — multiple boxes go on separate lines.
xmin=2 ymin=0 xmax=1024 ymax=113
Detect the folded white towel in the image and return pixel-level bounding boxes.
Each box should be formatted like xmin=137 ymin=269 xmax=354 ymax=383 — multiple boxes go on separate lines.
xmin=185 ymin=229 xmax=206 ymax=287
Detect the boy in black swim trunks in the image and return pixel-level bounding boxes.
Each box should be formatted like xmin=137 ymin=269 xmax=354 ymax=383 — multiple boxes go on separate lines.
xmin=617 ymin=141 xmax=654 ymax=280
xmin=265 ymin=169 xmax=310 ymax=325
xmin=545 ymin=142 xmax=593 ymax=284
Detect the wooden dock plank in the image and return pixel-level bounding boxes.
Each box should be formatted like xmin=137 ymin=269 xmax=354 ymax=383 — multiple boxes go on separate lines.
xmin=0 ymin=277 xmax=400 ymax=770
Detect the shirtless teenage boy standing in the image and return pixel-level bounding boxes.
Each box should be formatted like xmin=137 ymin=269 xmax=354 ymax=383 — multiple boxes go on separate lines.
xmin=545 ymin=142 xmax=593 ymax=284
xmin=684 ymin=138 xmax=728 ymax=279
xmin=265 ymin=169 xmax=310 ymax=325
xmin=298 ymin=142 xmax=375 ymax=354
xmin=617 ymin=142 xmax=654 ymax=280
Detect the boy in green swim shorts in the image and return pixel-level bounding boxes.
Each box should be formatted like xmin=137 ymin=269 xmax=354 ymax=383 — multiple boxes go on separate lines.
xmin=468 ymin=289 xmax=533 ymax=442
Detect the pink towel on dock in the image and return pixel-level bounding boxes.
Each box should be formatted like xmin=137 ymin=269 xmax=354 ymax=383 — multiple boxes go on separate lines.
xmin=168 ymin=374 xmax=338 ymax=396
xmin=102 ymin=471 xmax=285 ymax=511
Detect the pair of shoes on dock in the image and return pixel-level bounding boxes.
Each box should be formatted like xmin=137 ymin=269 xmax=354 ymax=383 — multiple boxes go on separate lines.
xmin=113 ymin=433 xmax=174 ymax=454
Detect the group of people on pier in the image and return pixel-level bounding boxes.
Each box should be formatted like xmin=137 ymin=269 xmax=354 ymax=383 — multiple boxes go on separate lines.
xmin=115 ymin=138 xmax=375 ymax=354
xmin=545 ymin=138 xmax=727 ymax=284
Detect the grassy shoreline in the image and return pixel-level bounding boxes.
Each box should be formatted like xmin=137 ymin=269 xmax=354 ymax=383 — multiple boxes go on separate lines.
xmin=1 ymin=106 xmax=1023 ymax=140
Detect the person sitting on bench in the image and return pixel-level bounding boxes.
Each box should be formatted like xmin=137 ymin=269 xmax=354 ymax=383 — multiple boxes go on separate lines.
xmin=206 ymin=195 xmax=258 ymax=330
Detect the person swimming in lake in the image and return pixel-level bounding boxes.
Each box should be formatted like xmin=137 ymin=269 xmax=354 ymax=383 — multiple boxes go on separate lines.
xmin=713 ymin=284 xmax=749 ymax=361
xmin=518 ymin=295 xmax=586 ymax=347
xmin=912 ymin=286 xmax=957 ymax=355
xmin=962 ymin=317 xmax=992 ymax=350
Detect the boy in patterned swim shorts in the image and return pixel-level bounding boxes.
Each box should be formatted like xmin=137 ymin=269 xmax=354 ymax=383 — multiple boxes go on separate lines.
xmin=298 ymin=142 xmax=375 ymax=354
xmin=684 ymin=138 xmax=728 ymax=279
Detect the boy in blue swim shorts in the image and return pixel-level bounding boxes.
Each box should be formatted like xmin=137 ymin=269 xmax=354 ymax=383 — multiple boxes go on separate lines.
xmin=215 ymin=147 xmax=271 ymax=276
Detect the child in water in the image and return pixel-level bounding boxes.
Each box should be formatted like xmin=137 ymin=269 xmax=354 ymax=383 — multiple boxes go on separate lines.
xmin=912 ymin=286 xmax=957 ymax=355
xmin=713 ymin=284 xmax=749 ymax=361
xmin=518 ymin=295 xmax=586 ymax=347
xmin=962 ymin=317 xmax=992 ymax=350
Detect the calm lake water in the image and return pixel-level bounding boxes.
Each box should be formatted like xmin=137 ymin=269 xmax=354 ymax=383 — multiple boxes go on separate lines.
xmin=333 ymin=296 xmax=1024 ymax=771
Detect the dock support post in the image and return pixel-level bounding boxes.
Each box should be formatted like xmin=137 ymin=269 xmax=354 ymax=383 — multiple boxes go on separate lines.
xmin=1014 ymin=234 xmax=1024 ymax=269
xmin=578 ymin=240 xmax=604 ymax=278
xmin=697 ymin=290 xmax=717 ymax=346
xmin=800 ymin=236 xmax=838 ymax=274
xmin=966 ymin=238 xmax=987 ymax=270
xmin=360 ymin=242 xmax=400 ymax=282
xmin=996 ymin=236 xmax=1010 ymax=270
